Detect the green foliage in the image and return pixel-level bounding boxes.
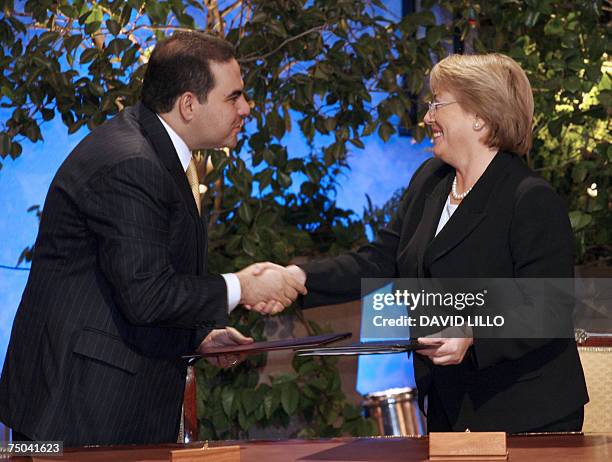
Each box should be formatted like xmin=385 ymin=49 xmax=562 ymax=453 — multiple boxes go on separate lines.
xmin=3 ymin=1 xmax=608 ymax=259
xmin=363 ymin=188 xmax=407 ymax=237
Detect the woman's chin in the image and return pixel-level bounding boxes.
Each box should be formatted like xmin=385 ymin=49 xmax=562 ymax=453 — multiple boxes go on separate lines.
xmin=432 ymin=147 xmax=447 ymax=160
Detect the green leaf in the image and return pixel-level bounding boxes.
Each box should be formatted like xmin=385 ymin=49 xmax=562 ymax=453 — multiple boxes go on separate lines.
xmin=63 ymin=34 xmax=82 ymax=53
xmin=547 ymin=119 xmax=563 ymax=138
xmin=324 ymin=117 xmax=337 ymax=132
xmin=59 ymin=3 xmax=77 ymax=17
xmin=569 ymin=211 xmax=592 ymax=231
xmin=106 ymin=19 xmax=121 ymax=36
xmin=300 ymin=117 xmax=314 ymax=140
xmin=119 ymin=5 xmax=132 ymax=26
xmin=267 ymin=110 xmax=285 ymax=140
xmin=107 ymin=38 xmax=131 ymax=56
xmin=0 ymin=133 xmax=11 ymax=157
xmin=426 ymin=26 xmax=442 ymax=46
xmin=32 ymin=56 xmax=51 ymax=69
xmin=309 ymin=376 xmax=328 ymax=390
xmin=39 ymin=31 xmax=60 ymax=45
xmin=86 ymin=7 xmax=104 ymax=25
xmin=257 ymin=169 xmax=273 ymax=192
xmin=85 ymin=21 xmax=102 ymax=35
xmin=313 ymin=64 xmax=329 ymax=80
xmin=300 ymin=181 xmax=317 ymax=196
xmin=242 ymin=236 xmax=257 ymax=257
xmin=263 ymin=149 xmax=276 ymax=165
xmin=24 ymin=122 xmax=42 ymax=142
xmin=241 ymin=388 xmax=259 ymax=415
xmin=237 ymin=408 xmax=250 ymax=431
xmin=9 ymin=141 xmax=22 ymax=159
xmin=257 ymin=211 xmax=276 ymax=228
xmin=41 ymin=108 xmax=55 ymax=121
xmin=277 ymin=171 xmax=291 ymax=188
xmin=273 ymin=373 xmax=297 ymax=385
xmin=80 ymin=48 xmax=99 ymax=64
xmin=525 ymin=11 xmax=540 ymax=28
xmin=221 ymin=387 xmax=235 ymax=417
xmin=121 ymin=47 xmax=138 ymax=68
xmin=564 ymin=76 xmax=581 ymax=93
xmin=225 ymin=234 xmax=242 ymax=253
xmin=378 ymin=122 xmax=395 ymax=142
xmin=238 ymin=202 xmax=253 ymax=224
xmin=349 ymin=138 xmax=365 ymax=149
xmin=280 ymin=382 xmax=299 ymax=415
xmin=544 ymin=17 xmax=564 ymax=36
xmin=212 ymin=406 xmax=229 ymax=434
xmin=88 ymin=81 xmax=105 ymax=97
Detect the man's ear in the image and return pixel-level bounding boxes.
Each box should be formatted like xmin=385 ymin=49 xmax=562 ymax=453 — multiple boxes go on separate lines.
xmin=177 ymin=92 xmax=196 ymax=122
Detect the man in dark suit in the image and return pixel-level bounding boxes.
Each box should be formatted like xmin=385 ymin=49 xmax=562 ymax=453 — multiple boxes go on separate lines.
xmin=0 ymin=32 xmax=304 ymax=446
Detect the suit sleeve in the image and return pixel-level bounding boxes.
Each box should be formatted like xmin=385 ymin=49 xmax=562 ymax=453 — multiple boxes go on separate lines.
xmin=471 ymin=177 xmax=575 ymax=369
xmin=82 ymin=156 xmax=229 ymax=330
xmin=299 ymin=159 xmax=433 ymax=308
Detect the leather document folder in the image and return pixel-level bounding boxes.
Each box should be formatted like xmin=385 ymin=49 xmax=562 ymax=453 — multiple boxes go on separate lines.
xmin=183 ymin=332 xmax=351 ymax=359
xmin=295 ymin=339 xmax=434 ymax=356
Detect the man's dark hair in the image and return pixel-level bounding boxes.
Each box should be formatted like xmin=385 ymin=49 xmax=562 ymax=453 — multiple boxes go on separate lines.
xmin=141 ymin=31 xmax=235 ymax=113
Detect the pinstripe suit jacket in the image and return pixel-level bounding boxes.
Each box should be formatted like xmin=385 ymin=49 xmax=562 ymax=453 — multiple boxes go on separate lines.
xmin=0 ymin=102 xmax=228 ymax=445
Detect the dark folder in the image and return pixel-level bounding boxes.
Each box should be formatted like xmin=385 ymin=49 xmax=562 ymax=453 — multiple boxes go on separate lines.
xmin=295 ymin=339 xmax=434 ymax=356
xmin=183 ymin=332 xmax=352 ymax=359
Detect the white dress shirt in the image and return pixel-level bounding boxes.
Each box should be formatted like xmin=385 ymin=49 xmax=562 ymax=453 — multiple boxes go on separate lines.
xmin=157 ymin=115 xmax=241 ymax=313
xmin=435 ymin=195 xmax=459 ymax=236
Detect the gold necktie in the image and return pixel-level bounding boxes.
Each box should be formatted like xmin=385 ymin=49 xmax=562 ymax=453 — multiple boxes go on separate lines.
xmin=186 ymin=157 xmax=201 ymax=215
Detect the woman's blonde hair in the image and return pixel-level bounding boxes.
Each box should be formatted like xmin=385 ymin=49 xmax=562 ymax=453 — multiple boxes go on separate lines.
xmin=429 ymin=53 xmax=534 ymax=156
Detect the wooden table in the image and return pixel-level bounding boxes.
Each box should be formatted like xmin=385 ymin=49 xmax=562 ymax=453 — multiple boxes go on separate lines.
xmin=11 ymin=434 xmax=612 ymax=461
xmin=237 ymin=434 xmax=612 ymax=461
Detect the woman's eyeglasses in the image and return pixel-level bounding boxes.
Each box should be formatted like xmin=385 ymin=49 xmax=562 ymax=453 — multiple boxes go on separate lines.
xmin=426 ymin=100 xmax=457 ymax=115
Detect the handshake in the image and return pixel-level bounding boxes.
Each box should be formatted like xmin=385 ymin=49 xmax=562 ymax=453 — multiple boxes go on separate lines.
xmin=236 ymin=262 xmax=307 ymax=315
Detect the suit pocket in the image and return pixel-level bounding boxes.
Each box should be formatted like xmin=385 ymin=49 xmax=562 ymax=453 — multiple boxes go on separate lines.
xmin=73 ymin=328 xmax=141 ymax=374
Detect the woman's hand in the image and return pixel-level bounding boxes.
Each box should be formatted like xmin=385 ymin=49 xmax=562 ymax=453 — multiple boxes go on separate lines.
xmin=416 ymin=337 xmax=473 ymax=366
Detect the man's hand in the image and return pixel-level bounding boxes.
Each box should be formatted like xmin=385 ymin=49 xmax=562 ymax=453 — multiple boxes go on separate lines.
xmin=198 ymin=326 xmax=253 ymax=368
xmin=244 ymin=264 xmax=308 ymax=315
xmin=236 ymin=262 xmax=307 ymax=314
xmin=415 ymin=337 xmax=473 ymax=366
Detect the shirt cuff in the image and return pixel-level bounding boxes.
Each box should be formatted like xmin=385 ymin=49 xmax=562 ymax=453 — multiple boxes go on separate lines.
xmin=222 ymin=273 xmax=241 ymax=313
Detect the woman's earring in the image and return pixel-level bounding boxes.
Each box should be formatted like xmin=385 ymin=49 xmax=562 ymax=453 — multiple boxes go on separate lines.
xmin=473 ymin=121 xmax=482 ymax=130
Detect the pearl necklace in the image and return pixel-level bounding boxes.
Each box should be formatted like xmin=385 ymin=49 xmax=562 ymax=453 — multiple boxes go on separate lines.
xmin=451 ymin=175 xmax=473 ymax=200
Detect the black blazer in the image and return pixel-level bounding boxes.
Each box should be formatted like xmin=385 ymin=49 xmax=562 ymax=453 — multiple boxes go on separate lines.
xmin=0 ymin=103 xmax=228 ymax=445
xmin=301 ymin=151 xmax=588 ymax=432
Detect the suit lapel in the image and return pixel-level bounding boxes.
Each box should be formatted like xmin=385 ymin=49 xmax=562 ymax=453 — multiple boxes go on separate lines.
xmin=415 ymin=175 xmax=453 ymax=277
xmin=423 ymin=151 xmax=513 ymax=269
xmin=132 ymin=102 xmax=206 ymax=272
xmin=134 ymin=102 xmax=200 ymax=219
xmin=424 ymin=206 xmax=486 ymax=268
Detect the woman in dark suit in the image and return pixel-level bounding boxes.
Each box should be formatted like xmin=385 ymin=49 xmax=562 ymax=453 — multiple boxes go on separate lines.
xmin=255 ymin=53 xmax=588 ymax=432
